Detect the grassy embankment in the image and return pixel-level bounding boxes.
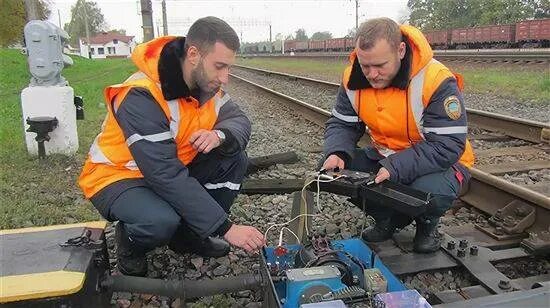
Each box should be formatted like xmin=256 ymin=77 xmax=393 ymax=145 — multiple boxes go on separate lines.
xmin=237 ymin=57 xmax=550 ymax=104
xmin=0 ymin=49 xmax=136 ymax=229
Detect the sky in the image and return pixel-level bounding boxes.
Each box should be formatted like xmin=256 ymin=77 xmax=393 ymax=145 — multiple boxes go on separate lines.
xmin=48 ymin=0 xmax=409 ymax=43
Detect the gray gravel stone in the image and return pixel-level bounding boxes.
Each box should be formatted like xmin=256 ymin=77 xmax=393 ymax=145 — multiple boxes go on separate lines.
xmin=213 ymin=264 xmax=231 ymax=276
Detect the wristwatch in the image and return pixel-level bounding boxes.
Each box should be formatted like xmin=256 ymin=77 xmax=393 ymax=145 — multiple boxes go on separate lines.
xmin=214 ymin=129 xmax=226 ymax=144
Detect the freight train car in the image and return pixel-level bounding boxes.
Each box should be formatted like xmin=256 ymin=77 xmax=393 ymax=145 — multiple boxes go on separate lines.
xmin=309 ymin=40 xmax=326 ymax=51
xmin=243 ymin=18 xmax=549 ymax=54
xmin=423 ymin=29 xmax=451 ymax=49
xmin=295 ymin=40 xmax=308 ymax=52
xmin=424 ymin=18 xmax=548 ymax=49
xmin=516 ymin=19 xmax=550 ymax=47
xmin=326 ymin=37 xmax=346 ymax=51
xmin=345 ymin=37 xmax=355 ymax=50
xmin=451 ymin=24 xmax=515 ymax=49
xmin=283 ymin=40 xmax=296 ymax=53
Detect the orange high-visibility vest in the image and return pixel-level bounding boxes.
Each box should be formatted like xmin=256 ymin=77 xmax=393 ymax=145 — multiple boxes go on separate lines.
xmin=342 ymin=25 xmax=474 ymax=168
xmin=79 ymin=36 xmax=229 ymax=198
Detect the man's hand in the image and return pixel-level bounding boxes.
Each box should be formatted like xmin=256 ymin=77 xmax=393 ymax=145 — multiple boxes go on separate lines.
xmin=322 ymin=154 xmax=345 ymax=171
xmin=375 ymin=167 xmax=391 ymax=183
xmin=189 ymin=129 xmax=221 ymax=153
xmin=223 ymin=224 xmax=266 ymax=253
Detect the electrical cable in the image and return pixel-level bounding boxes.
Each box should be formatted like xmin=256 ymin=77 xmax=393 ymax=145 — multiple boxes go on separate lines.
xmin=281 ymin=227 xmax=300 ymax=244
xmin=264 ymin=173 xmax=345 ymax=245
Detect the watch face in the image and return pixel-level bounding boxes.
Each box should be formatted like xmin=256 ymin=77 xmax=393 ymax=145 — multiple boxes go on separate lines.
xmin=216 ymin=130 xmax=225 ymax=142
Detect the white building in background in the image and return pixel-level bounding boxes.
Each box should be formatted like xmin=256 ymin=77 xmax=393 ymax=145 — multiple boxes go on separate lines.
xmin=79 ymin=32 xmax=136 ymax=59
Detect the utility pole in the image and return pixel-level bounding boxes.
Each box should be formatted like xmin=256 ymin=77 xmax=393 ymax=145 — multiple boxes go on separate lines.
xmin=355 ymin=0 xmax=359 ymax=31
xmin=156 ymin=20 xmax=160 ymax=37
xmin=140 ymin=0 xmax=154 ymax=42
xmin=162 ymin=0 xmax=168 ymax=35
xmin=240 ymin=30 xmax=243 ymax=53
xmin=269 ymin=24 xmax=272 ymax=42
xmin=83 ymin=1 xmax=91 ymax=59
xmin=57 ymin=9 xmax=62 ymax=28
xmin=24 ymin=0 xmax=38 ymax=21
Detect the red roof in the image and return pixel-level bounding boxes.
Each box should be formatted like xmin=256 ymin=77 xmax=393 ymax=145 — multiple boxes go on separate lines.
xmin=81 ymin=32 xmax=134 ymax=45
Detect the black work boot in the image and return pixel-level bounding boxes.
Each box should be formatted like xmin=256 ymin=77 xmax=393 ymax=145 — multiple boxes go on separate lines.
xmin=361 ymin=219 xmax=395 ymax=242
xmin=169 ymin=224 xmax=230 ymax=258
xmin=115 ymin=223 xmax=147 ymax=276
xmin=361 ymin=214 xmax=413 ymax=242
xmin=413 ymin=217 xmax=442 ymax=253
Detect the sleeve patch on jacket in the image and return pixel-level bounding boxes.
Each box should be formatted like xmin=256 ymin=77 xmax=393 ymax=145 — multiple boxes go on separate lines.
xmin=444 ymin=96 xmax=461 ymax=120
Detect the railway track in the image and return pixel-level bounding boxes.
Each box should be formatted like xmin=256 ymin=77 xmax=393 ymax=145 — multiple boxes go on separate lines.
xmin=225 ymin=74 xmax=550 ymax=306
xmin=86 ymin=66 xmax=549 ymax=307
xmin=241 ymin=49 xmax=550 ymax=64
xmin=234 ymin=66 xmax=550 ymax=190
xmin=229 ymin=65 xmax=550 ymax=245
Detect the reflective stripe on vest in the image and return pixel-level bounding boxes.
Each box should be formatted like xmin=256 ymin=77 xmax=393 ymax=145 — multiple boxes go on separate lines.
xmin=215 ymin=93 xmax=230 ymax=115
xmin=345 ymin=88 xmax=356 ymax=107
xmin=89 ymin=134 xmax=113 ymax=165
xmin=423 ymin=126 xmax=468 ymax=134
xmin=409 ymin=59 xmax=436 ymax=140
xmin=331 ymin=108 xmax=360 ymax=123
xmin=125 ymin=160 xmax=139 ymax=171
xmin=204 ymin=181 xmax=241 ymax=190
xmin=167 ymin=99 xmax=180 ymax=139
xmin=372 ymin=142 xmax=396 ymax=156
xmin=344 ymin=86 xmax=372 ymax=135
xmin=126 ymin=131 xmax=173 ymax=147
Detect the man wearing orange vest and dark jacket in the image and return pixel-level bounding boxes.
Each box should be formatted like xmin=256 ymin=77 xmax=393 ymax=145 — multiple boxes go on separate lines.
xmin=79 ymin=17 xmax=265 ymax=276
xmin=322 ymin=18 xmax=475 ymax=253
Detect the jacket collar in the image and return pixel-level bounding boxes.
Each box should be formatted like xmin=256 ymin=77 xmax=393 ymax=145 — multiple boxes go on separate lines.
xmin=347 ymin=38 xmax=412 ymax=91
xmin=157 ymin=37 xmax=217 ymax=104
xmin=158 ymin=37 xmax=193 ymax=100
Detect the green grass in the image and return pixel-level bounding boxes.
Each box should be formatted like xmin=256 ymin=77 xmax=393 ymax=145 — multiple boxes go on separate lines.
xmin=0 ymin=48 xmax=136 ymax=229
xmin=237 ymin=57 xmax=550 ymax=104
xmin=460 ymin=68 xmax=550 ymax=104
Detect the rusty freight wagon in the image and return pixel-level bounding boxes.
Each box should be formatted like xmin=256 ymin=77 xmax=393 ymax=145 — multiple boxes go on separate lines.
xmin=325 ymin=38 xmax=346 ymax=51
xmin=451 ymin=24 xmax=515 ymax=49
xmin=309 ymin=40 xmax=326 ymax=51
xmin=424 ymin=29 xmax=451 ymax=49
xmin=516 ymin=19 xmax=550 ymax=47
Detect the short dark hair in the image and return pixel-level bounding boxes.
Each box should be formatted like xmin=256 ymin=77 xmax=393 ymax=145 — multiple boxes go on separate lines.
xmin=185 ymin=16 xmax=240 ymax=53
xmin=356 ymin=17 xmax=402 ymax=50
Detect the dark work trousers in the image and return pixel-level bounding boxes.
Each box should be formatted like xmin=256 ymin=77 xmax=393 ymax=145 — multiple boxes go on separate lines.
xmin=103 ymin=150 xmax=248 ymax=251
xmin=347 ymin=148 xmax=463 ymax=224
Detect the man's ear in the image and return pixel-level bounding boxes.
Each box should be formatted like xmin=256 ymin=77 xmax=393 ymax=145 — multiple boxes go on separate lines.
xmin=187 ymin=45 xmax=200 ymax=66
xmin=398 ymin=42 xmax=406 ymax=60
